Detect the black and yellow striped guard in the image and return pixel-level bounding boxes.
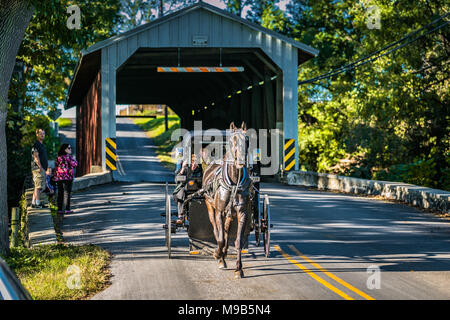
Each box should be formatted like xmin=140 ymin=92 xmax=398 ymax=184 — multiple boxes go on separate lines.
xmin=284 ymin=138 xmax=295 ymax=171
xmin=105 ymin=137 xmax=117 ymax=171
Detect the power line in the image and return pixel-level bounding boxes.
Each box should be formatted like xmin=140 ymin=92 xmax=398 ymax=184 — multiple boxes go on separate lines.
xmin=298 ymin=12 xmax=450 ymax=85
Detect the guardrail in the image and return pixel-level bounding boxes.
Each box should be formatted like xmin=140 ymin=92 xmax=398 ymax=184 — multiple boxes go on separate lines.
xmin=115 ymin=115 xmax=156 ymax=118
xmin=286 ymin=170 xmax=450 ymax=214
xmin=72 ymin=171 xmax=113 ymax=192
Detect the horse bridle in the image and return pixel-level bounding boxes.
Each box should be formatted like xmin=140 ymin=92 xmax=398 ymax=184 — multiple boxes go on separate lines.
xmin=224 ymin=130 xmax=249 ymax=217
xmin=225 ymin=130 xmax=247 ymax=165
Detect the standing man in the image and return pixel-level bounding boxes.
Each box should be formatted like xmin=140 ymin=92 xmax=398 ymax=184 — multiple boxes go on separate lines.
xmin=31 ymin=128 xmax=48 ymax=208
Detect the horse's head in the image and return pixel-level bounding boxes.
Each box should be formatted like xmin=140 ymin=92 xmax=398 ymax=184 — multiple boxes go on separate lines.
xmin=228 ymin=122 xmax=247 ymax=169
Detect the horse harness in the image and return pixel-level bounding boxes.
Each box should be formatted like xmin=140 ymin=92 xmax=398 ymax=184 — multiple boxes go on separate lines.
xmin=203 ymin=162 xmax=253 ymax=218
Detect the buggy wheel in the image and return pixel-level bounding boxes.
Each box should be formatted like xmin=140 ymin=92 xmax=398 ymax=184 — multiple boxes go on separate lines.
xmin=254 ymin=193 xmax=261 ymax=246
xmin=262 ymin=194 xmax=271 ymax=258
xmin=165 ymin=182 xmax=171 ymax=259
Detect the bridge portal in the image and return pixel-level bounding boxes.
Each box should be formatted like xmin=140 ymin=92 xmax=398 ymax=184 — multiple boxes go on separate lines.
xmin=65 ymin=2 xmax=318 ymax=176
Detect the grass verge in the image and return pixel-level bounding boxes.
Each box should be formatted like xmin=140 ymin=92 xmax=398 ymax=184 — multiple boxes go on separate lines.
xmin=57 ymin=118 xmax=73 ymax=128
xmin=3 ymin=244 xmax=111 ymax=300
xmin=133 ymin=115 xmax=180 ymax=171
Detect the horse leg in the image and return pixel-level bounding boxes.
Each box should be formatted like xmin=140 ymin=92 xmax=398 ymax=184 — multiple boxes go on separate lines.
xmin=223 ymin=215 xmax=232 ymax=258
xmin=234 ymin=211 xmax=246 ymax=278
xmin=215 ymin=211 xmax=227 ymax=268
xmin=206 ymin=199 xmax=223 ymax=261
xmin=206 ymin=200 xmax=219 ymax=245
xmin=214 ymin=210 xmax=224 ymax=256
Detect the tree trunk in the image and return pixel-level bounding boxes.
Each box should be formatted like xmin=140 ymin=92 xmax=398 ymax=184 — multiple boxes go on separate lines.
xmin=0 ymin=0 xmax=34 ymax=255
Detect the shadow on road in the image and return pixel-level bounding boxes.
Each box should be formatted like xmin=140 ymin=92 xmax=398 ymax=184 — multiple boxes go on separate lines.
xmin=61 ymin=182 xmax=450 ymax=278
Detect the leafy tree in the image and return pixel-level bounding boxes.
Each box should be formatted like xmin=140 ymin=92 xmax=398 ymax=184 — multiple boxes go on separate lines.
xmin=285 ymin=0 xmax=448 ymax=189
xmin=0 ymin=0 xmax=34 ymax=256
xmin=1 ymin=0 xmax=121 ymax=255
xmin=117 ymin=0 xmax=159 ymax=32
xmin=117 ymin=0 xmax=199 ymax=32
xmin=225 ymin=0 xmax=243 ymax=16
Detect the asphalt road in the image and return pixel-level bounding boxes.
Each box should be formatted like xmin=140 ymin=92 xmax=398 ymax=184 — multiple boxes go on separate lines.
xmin=62 ymin=181 xmax=450 ymax=300
xmin=114 ymin=117 xmax=174 ymax=183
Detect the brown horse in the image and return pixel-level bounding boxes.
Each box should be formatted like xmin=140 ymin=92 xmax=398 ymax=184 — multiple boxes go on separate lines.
xmin=202 ymin=122 xmax=253 ymax=278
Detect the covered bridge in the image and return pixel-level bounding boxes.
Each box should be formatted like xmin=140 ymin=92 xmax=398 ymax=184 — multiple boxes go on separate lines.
xmin=65 ymin=1 xmax=318 ymax=176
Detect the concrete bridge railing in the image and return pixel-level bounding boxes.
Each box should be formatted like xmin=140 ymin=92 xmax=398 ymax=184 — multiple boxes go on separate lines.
xmin=286 ymin=170 xmax=450 ymax=214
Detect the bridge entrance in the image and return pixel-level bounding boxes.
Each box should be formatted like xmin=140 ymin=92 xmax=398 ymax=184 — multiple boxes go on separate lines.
xmin=65 ymin=2 xmax=318 ymax=177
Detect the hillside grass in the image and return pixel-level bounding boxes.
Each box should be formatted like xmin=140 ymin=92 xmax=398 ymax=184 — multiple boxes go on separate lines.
xmin=57 ymin=118 xmax=73 ymax=128
xmin=133 ymin=115 xmax=180 ymax=171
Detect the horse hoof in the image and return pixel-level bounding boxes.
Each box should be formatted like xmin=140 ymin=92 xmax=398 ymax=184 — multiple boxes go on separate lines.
xmin=218 ymin=261 xmax=227 ymax=269
xmin=234 ymin=270 xmax=244 ymax=279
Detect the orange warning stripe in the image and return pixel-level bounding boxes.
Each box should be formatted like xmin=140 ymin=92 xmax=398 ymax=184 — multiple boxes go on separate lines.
xmin=157 ymin=66 xmax=244 ymax=72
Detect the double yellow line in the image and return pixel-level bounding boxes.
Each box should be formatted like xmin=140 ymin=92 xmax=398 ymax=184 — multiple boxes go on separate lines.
xmin=274 ymin=245 xmax=375 ymax=300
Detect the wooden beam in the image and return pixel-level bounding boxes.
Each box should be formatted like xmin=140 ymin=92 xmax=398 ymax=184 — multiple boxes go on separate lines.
xmin=254 ymin=51 xmax=279 ymax=74
xmin=251 ymin=76 xmax=262 ymax=129
xmin=240 ymin=89 xmax=250 ymax=127
xmin=264 ymin=70 xmax=275 ymax=129
xmin=243 ymin=58 xmax=264 ymax=81
xmin=230 ymin=93 xmax=240 ymax=124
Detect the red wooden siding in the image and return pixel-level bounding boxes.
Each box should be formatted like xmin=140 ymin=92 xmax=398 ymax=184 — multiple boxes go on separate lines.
xmin=76 ymin=71 xmax=102 ymax=176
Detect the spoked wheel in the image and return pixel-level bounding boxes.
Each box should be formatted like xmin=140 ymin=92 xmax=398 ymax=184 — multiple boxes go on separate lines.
xmin=253 ymin=192 xmax=261 ymax=246
xmin=165 ymin=182 xmax=171 ymax=259
xmin=262 ymin=194 xmax=271 ymax=258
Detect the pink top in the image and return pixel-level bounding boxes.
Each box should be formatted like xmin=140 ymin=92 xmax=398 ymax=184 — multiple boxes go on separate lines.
xmin=55 ymin=154 xmax=78 ymax=181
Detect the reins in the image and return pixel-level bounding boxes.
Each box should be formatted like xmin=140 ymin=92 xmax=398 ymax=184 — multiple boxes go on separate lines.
xmin=183 ymin=129 xmax=249 ymax=217
xmin=225 ymin=164 xmax=241 ymax=218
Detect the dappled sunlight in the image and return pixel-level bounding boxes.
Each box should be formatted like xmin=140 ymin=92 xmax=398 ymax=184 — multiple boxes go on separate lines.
xmin=262 ymin=183 xmax=450 ymax=275
xmin=114 ymin=118 xmax=174 ymax=183
xmin=57 ymin=180 xmax=450 ymax=299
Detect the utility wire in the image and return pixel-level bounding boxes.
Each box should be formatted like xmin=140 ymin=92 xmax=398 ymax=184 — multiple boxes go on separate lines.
xmin=299 ymin=12 xmax=450 ymax=85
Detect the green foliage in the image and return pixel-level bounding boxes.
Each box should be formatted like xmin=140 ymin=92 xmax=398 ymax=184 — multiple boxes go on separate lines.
xmin=117 ymin=0 xmax=199 ymax=32
xmin=10 ymin=0 xmax=121 ymax=117
xmin=373 ymin=158 xmax=438 ymax=188
xmin=116 ymin=0 xmax=159 ymax=32
xmin=6 ymin=0 xmax=121 ymax=209
xmin=225 ymin=0 xmax=243 ymax=16
xmin=134 ymin=115 xmax=181 ymax=171
xmin=6 ymin=111 xmax=58 ymax=207
xmin=284 ymin=0 xmax=449 ymax=190
xmin=18 ymin=194 xmax=29 ymax=247
xmin=440 ymin=159 xmax=450 ymax=191
xmin=260 ymin=1 xmax=289 ymax=33
xmin=20 ymin=114 xmax=59 ymax=159
xmin=4 ymin=245 xmax=44 ymax=270
xmin=3 ymin=244 xmax=111 ymax=300
xmin=57 ymin=117 xmax=72 ymax=128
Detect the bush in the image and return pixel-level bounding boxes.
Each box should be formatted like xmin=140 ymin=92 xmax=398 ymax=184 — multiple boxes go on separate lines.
xmin=373 ymin=158 xmax=439 ymax=189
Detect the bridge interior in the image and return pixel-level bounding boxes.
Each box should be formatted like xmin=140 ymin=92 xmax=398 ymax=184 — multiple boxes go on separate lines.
xmin=116 ymin=47 xmax=282 ymax=131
